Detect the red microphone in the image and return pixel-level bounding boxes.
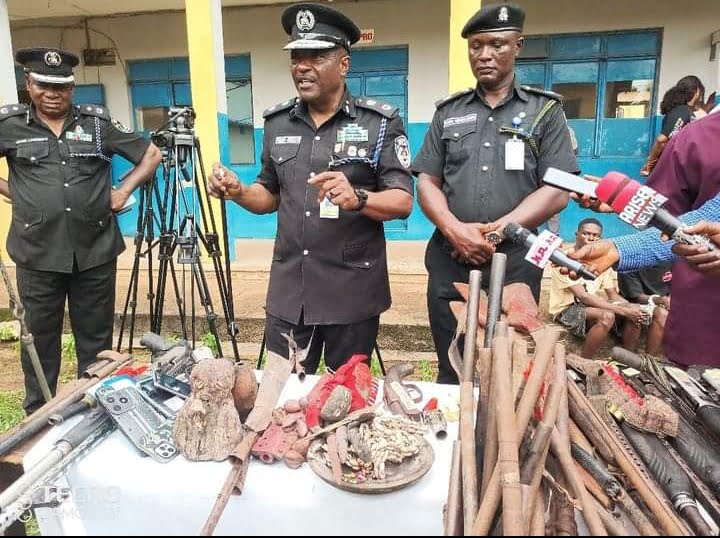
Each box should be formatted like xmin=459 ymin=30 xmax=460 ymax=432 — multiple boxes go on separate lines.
xmin=543 ymin=168 xmax=717 ymax=252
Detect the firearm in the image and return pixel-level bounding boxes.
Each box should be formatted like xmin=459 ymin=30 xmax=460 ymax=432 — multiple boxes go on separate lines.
xmin=0 ymin=409 xmax=114 ymax=531
xmin=0 ymin=351 xmax=131 ymax=459
xmin=621 ymin=422 xmax=712 ymax=536
xmin=665 ymin=366 xmax=720 ymax=439
xmin=382 ymin=363 xmax=423 ymax=420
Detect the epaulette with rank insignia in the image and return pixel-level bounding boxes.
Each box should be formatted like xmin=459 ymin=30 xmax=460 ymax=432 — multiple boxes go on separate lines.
xmin=263 ymin=98 xmax=298 ymax=118
xmin=76 ymin=104 xmax=110 ymax=120
xmin=521 ymin=85 xmax=563 ymax=102
xmin=435 ymin=88 xmax=474 ymax=109
xmin=355 ymin=98 xmax=398 ymax=118
xmin=0 ymin=104 xmax=27 ymax=121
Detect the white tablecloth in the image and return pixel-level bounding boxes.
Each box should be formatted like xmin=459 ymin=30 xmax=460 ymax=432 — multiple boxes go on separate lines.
xmin=25 ymin=374 xmax=460 ymax=536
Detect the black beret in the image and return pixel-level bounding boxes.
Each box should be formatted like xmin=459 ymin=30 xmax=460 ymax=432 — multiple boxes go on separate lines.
xmin=15 ymin=47 xmax=79 ymax=84
xmin=282 ymin=3 xmax=361 ymax=51
xmin=461 ymin=3 xmax=525 ymax=38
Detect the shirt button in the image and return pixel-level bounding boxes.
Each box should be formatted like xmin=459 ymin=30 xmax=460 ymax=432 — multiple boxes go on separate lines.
xmin=65 ymin=207 xmax=72 ymax=212
xmin=64 ymin=183 xmax=69 ymax=187
xmin=305 ymin=211 xmax=311 ymax=217
xmin=453 ymin=133 xmax=459 ymax=138
xmin=364 ymin=262 xmax=370 ymax=267
xmin=309 ymin=172 xmax=315 ymax=178
xmin=482 ymin=166 xmax=489 ymax=172
xmin=61 ymin=161 xmax=66 ymax=165
xmin=278 ymin=157 xmax=284 ymax=162
xmin=484 ymin=142 xmax=491 ymax=148
xmin=58 ymin=140 xmax=63 ymax=144
xmin=488 ymin=117 xmax=494 ymax=122
xmin=303 ymin=249 xmax=309 ymax=256
xmin=30 ymin=157 xmax=36 ymax=162
xmin=314 ymin=136 xmax=321 ymax=141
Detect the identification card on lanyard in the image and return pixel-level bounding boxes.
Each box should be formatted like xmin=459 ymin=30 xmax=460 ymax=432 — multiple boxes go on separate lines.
xmin=505 ymin=137 xmax=525 ymax=170
xmin=319 ymin=196 xmax=340 ymax=219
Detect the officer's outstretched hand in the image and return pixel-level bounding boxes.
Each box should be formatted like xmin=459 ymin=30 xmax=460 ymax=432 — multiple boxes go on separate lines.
xmin=209 ymin=163 xmax=245 ymax=201
xmin=564 ymin=239 xmax=618 ymax=279
xmin=672 ymin=221 xmax=720 ymax=278
xmin=308 ymin=171 xmax=360 ymax=212
xmin=446 ymin=222 xmax=498 ymax=266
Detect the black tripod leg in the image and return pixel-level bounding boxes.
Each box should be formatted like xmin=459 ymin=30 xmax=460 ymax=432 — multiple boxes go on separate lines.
xmin=256 ymin=330 xmax=267 ymax=370
xmin=373 ymin=341 xmax=386 ymax=377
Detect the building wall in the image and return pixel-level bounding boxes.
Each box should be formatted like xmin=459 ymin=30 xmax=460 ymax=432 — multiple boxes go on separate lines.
xmin=9 ymin=0 xmax=449 ymax=126
xmin=518 ymin=0 xmax=720 ymax=111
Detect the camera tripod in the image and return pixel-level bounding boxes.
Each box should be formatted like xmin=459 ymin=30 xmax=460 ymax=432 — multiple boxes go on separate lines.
xmin=116 ymin=107 xmax=240 ymax=360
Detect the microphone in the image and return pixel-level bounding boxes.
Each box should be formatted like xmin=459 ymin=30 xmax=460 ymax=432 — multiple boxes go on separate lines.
xmin=543 ymin=168 xmax=717 ymax=251
xmin=503 ymin=223 xmax=597 ymax=280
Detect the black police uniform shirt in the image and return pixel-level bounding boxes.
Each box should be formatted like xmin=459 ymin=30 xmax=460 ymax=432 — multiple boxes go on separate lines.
xmin=257 ymin=89 xmax=414 ymax=326
xmin=412 ymin=78 xmax=579 ymax=225
xmin=0 ymin=103 xmax=151 ymax=272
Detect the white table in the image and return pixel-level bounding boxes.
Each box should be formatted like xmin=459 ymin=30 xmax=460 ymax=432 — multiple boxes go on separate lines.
xmin=25 ymin=375 xmax=460 ymax=536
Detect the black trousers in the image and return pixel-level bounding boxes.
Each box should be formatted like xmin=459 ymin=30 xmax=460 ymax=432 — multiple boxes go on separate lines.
xmin=425 ymin=230 xmax=542 ymax=385
xmin=265 ymin=312 xmax=379 ymax=373
xmin=16 ymin=259 xmax=117 ymax=413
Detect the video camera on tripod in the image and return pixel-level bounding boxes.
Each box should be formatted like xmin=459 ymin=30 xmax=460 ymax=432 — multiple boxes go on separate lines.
xmin=150 ymin=107 xmax=196 ymax=164
xmin=117 ymin=106 xmax=240 ymax=362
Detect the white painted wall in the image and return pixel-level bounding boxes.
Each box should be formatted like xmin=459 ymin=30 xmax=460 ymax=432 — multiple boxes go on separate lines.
xmin=517 ymin=0 xmax=720 ymax=112
xmin=8 ymin=0 xmax=448 ymax=125
xmin=7 ymin=0 xmax=719 ymax=124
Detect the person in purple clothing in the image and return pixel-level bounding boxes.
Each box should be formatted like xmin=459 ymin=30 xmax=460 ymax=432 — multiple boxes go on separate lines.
xmin=567 ymin=111 xmax=720 ymax=366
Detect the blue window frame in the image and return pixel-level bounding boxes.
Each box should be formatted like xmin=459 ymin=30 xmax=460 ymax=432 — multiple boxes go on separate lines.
xmin=128 ymin=55 xmax=255 ymax=164
xmin=517 ymin=30 xmax=661 ymax=159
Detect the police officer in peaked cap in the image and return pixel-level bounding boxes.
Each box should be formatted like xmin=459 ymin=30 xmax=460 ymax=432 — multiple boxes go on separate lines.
xmin=413 ymin=3 xmax=579 ymax=383
xmin=0 ymin=47 xmax=161 ymax=413
xmin=208 ymin=3 xmax=414 ymax=373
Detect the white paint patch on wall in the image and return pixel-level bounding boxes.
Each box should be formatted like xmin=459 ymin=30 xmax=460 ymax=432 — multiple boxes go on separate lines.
xmin=517 ymin=0 xmax=720 ymax=112
xmin=9 ymin=0 xmax=449 ymax=126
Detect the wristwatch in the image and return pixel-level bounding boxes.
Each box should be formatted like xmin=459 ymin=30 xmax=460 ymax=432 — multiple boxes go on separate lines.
xmin=352 ymin=188 xmax=369 ymax=211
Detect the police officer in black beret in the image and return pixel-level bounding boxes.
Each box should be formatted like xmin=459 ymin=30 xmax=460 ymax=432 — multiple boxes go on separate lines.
xmin=413 ymin=4 xmax=579 ymax=383
xmin=0 ymin=48 xmax=161 ymax=413
xmin=208 ymin=3 xmax=414 ymax=372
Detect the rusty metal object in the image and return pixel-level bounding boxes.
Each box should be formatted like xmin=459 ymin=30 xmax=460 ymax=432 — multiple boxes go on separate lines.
xmin=232 ymin=362 xmax=258 ymax=421
xmin=567 ymin=379 xmax=690 ymax=536
xmin=383 ymin=363 xmax=423 ymax=420
xmin=471 ymin=328 xmax=561 ymax=535
xmin=444 ymin=440 xmax=463 ymax=536
xmin=201 ymin=351 xmax=294 ymax=536
xmin=424 ymin=410 xmax=448 ymax=440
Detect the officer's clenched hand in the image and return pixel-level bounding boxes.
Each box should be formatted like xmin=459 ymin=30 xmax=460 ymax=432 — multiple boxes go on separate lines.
xmin=672 ymin=221 xmax=720 ymax=278
xmin=110 ymin=188 xmax=131 ymax=213
xmin=565 ymin=239 xmax=618 ymax=278
xmin=209 ymin=163 xmax=245 ymax=201
xmin=446 ymin=222 xmax=498 ymax=266
xmin=308 ymin=171 xmax=360 ymax=211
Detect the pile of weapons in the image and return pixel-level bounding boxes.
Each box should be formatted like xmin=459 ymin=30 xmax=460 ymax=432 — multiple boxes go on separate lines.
xmin=447 ymin=254 xmax=720 ymax=536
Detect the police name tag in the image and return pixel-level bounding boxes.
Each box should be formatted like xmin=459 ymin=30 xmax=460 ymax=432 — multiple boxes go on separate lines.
xmin=505 ymin=138 xmax=525 ymax=170
xmin=524 ymin=230 xmax=562 ymax=269
xmin=320 ymin=196 xmax=340 ymax=219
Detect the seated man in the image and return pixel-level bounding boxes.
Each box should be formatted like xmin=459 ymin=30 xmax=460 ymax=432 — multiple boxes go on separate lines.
xmin=618 ymin=264 xmax=672 ymax=356
xmin=548 ymin=218 xmax=648 ymax=358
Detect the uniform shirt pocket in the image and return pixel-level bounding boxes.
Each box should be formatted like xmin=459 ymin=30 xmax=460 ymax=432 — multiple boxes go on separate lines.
xmin=270 ymin=143 xmax=300 ymax=165
xmin=84 ymin=207 xmax=113 ymax=231
xmin=12 ymin=205 xmax=43 ymax=232
xmin=441 ymin=123 xmax=476 ymax=169
xmin=15 ymin=138 xmax=50 ymax=164
xmin=67 ymin=141 xmax=101 ymax=175
xmin=343 ymin=242 xmax=378 ymax=269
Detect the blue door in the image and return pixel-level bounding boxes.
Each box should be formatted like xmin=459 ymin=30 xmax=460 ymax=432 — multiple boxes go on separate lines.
xmin=517 ymin=30 xmax=661 ymax=239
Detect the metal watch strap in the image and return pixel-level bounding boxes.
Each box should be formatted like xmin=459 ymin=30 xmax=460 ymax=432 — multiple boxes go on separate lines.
xmin=353 ymin=188 xmax=368 ymax=211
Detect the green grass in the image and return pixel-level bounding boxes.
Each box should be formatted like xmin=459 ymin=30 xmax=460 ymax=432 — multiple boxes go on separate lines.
xmin=202 ymin=332 xmax=220 ymax=357
xmin=0 ymin=323 xmax=19 ymax=342
xmin=0 ymin=390 xmax=25 ymax=434
xmin=417 ymin=359 xmax=435 ymax=382
xmin=59 ymin=334 xmax=77 ymax=383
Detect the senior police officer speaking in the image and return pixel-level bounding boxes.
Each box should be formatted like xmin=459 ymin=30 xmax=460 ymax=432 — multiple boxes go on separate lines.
xmin=0 ymin=48 xmax=161 ymax=413
xmin=413 ymin=4 xmax=579 ymax=383
xmin=208 ymin=3 xmax=414 ymax=372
